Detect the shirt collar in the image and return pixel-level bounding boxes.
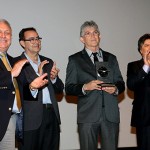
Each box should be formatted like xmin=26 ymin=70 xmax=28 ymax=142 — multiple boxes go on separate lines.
xmin=85 ymin=48 xmax=102 ymax=58
xmin=24 ymin=52 xmax=41 ymax=65
xmin=0 ymin=52 xmax=7 ymax=58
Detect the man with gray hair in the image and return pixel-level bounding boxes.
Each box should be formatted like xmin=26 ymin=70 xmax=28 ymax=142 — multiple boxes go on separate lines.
xmin=65 ymin=20 xmax=125 ymax=150
xmin=0 ymin=19 xmax=48 ymax=150
xmin=0 ymin=19 xmax=28 ymax=150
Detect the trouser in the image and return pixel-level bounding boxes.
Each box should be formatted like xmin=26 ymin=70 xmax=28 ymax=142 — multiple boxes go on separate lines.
xmin=136 ymin=125 xmax=150 ymax=150
xmin=0 ymin=114 xmax=17 ymax=150
xmin=78 ymin=111 xmax=119 ymax=150
xmin=20 ymin=104 xmax=60 ymax=150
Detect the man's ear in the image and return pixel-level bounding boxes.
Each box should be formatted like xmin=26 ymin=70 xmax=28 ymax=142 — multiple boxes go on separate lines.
xmin=80 ymin=37 xmax=85 ymax=44
xmin=99 ymin=34 xmax=101 ymax=39
xmin=20 ymin=41 xmax=25 ymax=48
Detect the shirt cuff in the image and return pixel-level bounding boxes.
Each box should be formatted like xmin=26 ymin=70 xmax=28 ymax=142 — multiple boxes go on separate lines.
xmin=51 ymin=77 xmax=57 ymax=84
xmin=113 ymin=88 xmax=118 ymax=95
xmin=30 ymin=89 xmax=38 ymax=98
xmin=82 ymin=84 xmax=87 ymax=95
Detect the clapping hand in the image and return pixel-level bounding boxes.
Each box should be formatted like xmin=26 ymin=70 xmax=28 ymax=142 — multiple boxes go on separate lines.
xmin=29 ymin=73 xmax=48 ymax=90
xmin=143 ymin=50 xmax=150 ymax=66
xmin=38 ymin=60 xmax=49 ymax=75
xmin=11 ymin=59 xmax=29 ymax=77
xmin=50 ymin=62 xmax=60 ymax=80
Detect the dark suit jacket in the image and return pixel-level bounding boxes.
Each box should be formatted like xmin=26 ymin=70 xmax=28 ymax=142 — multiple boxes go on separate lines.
xmin=18 ymin=53 xmax=64 ymax=131
xmin=127 ymin=59 xmax=150 ymax=127
xmin=65 ymin=49 xmax=125 ymax=124
xmin=0 ymin=54 xmax=23 ymax=141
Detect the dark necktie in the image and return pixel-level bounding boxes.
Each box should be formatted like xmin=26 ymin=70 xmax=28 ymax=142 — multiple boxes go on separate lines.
xmin=0 ymin=53 xmax=21 ymax=110
xmin=92 ymin=52 xmax=99 ymax=64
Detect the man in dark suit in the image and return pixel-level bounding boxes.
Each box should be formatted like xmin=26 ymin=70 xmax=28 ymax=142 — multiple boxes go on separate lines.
xmin=127 ymin=33 xmax=150 ymax=150
xmin=18 ymin=27 xmax=64 ymax=150
xmin=65 ymin=20 xmax=125 ymax=150
xmin=0 ymin=19 xmax=28 ymax=150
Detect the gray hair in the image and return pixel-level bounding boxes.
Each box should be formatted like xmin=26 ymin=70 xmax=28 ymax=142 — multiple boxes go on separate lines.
xmin=0 ymin=19 xmax=12 ymax=32
xmin=80 ymin=20 xmax=100 ymax=37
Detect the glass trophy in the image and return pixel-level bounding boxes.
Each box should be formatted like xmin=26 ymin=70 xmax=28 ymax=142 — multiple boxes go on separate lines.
xmin=95 ymin=61 xmax=115 ymax=87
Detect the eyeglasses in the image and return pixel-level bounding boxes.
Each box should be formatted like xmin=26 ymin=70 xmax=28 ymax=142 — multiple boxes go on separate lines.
xmin=24 ymin=37 xmax=42 ymax=44
xmin=83 ymin=31 xmax=99 ymax=37
xmin=0 ymin=31 xmax=11 ymax=37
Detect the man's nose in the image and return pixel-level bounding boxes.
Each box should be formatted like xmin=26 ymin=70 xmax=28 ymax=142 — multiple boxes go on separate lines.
xmin=0 ymin=32 xmax=6 ymax=38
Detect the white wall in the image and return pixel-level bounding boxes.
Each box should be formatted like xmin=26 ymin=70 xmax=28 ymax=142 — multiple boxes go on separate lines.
xmin=1 ymin=0 xmax=150 ymax=149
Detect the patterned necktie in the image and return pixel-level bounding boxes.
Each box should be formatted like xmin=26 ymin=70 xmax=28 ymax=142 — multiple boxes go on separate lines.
xmin=0 ymin=53 xmax=21 ymax=110
xmin=92 ymin=52 xmax=99 ymax=64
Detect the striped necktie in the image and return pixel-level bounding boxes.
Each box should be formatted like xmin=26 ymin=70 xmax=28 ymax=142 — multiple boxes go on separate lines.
xmin=92 ymin=52 xmax=99 ymax=64
xmin=0 ymin=53 xmax=21 ymax=110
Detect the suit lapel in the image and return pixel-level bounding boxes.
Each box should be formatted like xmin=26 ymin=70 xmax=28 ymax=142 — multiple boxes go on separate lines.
xmin=0 ymin=54 xmax=14 ymax=70
xmin=133 ymin=59 xmax=144 ymax=73
xmin=20 ymin=53 xmax=38 ymax=83
xmin=138 ymin=59 xmax=144 ymax=68
xmin=81 ymin=49 xmax=95 ymax=68
xmin=7 ymin=54 xmax=15 ymax=67
xmin=0 ymin=59 xmax=6 ymax=70
xmin=81 ymin=49 xmax=97 ymax=77
xmin=39 ymin=55 xmax=50 ymax=73
xmin=101 ymin=50 xmax=109 ymax=62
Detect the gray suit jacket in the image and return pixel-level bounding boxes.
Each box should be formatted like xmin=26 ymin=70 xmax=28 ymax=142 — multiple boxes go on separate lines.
xmin=65 ymin=49 xmax=125 ymax=124
xmin=19 ymin=53 xmax=64 ymax=131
